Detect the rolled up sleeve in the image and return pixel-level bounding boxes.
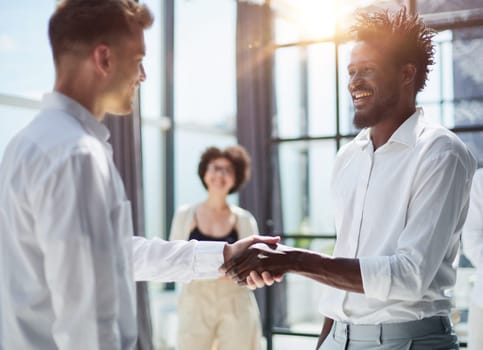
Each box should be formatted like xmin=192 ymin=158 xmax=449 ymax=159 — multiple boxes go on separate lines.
xmin=384 ymin=151 xmax=473 ymax=301
xmin=360 ymin=256 xmax=391 ymax=300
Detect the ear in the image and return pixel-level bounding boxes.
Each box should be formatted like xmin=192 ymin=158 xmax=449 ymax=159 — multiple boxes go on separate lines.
xmin=401 ymin=63 xmax=417 ymax=87
xmin=92 ymin=44 xmax=112 ymax=77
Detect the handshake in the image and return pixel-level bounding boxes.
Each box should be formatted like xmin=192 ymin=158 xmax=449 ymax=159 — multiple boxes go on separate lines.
xmin=220 ymin=235 xmax=305 ymax=289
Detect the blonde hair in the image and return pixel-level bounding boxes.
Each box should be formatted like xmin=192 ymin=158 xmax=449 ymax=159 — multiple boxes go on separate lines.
xmin=49 ymin=0 xmax=154 ymax=63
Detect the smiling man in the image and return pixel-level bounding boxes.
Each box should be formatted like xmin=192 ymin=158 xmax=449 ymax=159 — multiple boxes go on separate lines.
xmin=222 ymin=7 xmax=477 ymax=350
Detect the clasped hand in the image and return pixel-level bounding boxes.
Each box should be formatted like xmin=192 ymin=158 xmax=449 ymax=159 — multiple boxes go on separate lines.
xmin=221 ymin=241 xmax=291 ymax=289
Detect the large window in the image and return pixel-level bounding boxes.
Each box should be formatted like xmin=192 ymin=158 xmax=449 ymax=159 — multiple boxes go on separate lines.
xmin=0 ymin=1 xmax=56 ymax=159
xmin=0 ymin=1 xmax=55 ymax=100
xmin=173 ymin=0 xmax=237 ymax=209
xmin=141 ymin=0 xmax=167 ymax=241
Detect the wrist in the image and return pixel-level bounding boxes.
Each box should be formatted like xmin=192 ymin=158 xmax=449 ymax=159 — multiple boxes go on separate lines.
xmin=288 ymin=250 xmax=305 ymax=273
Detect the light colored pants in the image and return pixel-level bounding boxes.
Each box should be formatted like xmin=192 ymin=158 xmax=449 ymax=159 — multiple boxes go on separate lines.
xmin=318 ymin=316 xmax=459 ymax=350
xmin=467 ymin=302 xmax=483 ymax=350
xmin=177 ymin=279 xmax=262 ymax=350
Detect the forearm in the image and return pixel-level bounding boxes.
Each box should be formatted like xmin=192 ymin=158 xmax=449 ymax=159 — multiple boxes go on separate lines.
xmin=289 ymin=250 xmax=363 ymax=293
xmin=316 ymin=317 xmax=334 ymax=349
xmin=222 ymin=242 xmax=361 ymax=291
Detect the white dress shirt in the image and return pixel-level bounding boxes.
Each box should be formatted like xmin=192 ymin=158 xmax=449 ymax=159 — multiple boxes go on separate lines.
xmin=0 ymin=92 xmax=224 ymax=350
xmin=462 ymin=168 xmax=483 ymax=309
xmin=319 ymin=108 xmax=476 ymax=324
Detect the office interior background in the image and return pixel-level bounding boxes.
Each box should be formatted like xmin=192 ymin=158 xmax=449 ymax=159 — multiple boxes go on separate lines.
xmin=1 ymin=0 xmax=482 ymax=349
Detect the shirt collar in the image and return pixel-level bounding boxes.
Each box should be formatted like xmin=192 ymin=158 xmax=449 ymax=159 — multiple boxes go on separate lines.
xmin=387 ymin=108 xmax=425 ymax=147
xmin=41 ymin=91 xmax=110 ymax=143
xmin=354 ymin=107 xmax=425 ymax=150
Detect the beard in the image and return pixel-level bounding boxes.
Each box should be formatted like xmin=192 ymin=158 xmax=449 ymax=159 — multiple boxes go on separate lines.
xmin=353 ymin=87 xmax=400 ymax=129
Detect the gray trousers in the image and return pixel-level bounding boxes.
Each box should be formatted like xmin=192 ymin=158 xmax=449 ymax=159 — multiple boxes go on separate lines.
xmin=318 ymin=316 xmax=459 ymax=350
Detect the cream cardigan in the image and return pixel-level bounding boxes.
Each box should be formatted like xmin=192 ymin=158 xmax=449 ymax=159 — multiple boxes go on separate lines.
xmin=169 ymin=204 xmax=259 ymax=241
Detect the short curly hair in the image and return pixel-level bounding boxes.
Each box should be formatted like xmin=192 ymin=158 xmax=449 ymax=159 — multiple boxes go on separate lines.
xmin=198 ymin=145 xmax=251 ymax=194
xmin=351 ymin=6 xmax=436 ymax=93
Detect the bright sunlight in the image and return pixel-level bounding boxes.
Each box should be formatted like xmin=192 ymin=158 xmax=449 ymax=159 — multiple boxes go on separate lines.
xmin=273 ymin=0 xmax=337 ymax=42
xmin=272 ymin=0 xmax=388 ymax=43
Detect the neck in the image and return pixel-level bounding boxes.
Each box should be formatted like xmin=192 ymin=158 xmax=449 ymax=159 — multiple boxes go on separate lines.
xmin=204 ymin=193 xmax=229 ymax=211
xmin=54 ymin=65 xmax=105 ymax=121
xmin=370 ymin=105 xmax=416 ymax=150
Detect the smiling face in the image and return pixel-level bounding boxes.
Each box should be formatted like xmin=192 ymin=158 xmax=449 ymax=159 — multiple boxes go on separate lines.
xmin=104 ymin=26 xmax=146 ymax=115
xmin=203 ymin=157 xmax=236 ymax=196
xmin=348 ymin=41 xmax=401 ymax=129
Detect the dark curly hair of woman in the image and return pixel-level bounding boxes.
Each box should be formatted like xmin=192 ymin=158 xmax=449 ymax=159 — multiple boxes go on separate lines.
xmin=351 ymin=6 xmax=436 ymax=94
xmin=198 ymin=145 xmax=251 ymax=194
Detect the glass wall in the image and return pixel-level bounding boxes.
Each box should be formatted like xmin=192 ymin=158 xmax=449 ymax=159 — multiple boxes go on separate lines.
xmin=418 ymin=0 xmax=482 ymax=13
xmin=173 ymin=0 xmax=237 ymax=210
xmin=0 ymin=1 xmax=56 ymax=160
xmin=0 ymin=1 xmax=55 ymax=100
xmin=274 ymin=43 xmax=337 ymax=139
xmin=140 ymin=0 xmax=167 ymax=241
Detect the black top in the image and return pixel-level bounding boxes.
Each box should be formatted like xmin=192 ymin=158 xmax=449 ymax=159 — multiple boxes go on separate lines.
xmin=188 ymin=209 xmax=239 ymax=244
xmin=189 ymin=226 xmax=239 ymax=244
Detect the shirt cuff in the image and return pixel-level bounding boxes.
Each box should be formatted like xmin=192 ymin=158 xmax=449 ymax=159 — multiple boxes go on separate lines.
xmin=193 ymin=241 xmax=225 ymax=279
xmin=359 ymin=255 xmax=391 ymax=301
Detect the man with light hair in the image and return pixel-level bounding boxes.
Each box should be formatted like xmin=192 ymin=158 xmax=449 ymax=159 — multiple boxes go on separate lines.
xmin=0 ymin=1 xmax=278 ymax=349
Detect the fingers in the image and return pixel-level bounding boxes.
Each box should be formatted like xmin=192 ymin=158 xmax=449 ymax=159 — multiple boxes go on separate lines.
xmin=220 ymin=248 xmax=258 ymax=277
xmin=246 ymin=275 xmax=257 ymax=290
xmin=261 ymin=271 xmax=275 ymax=286
xmin=274 ymin=274 xmax=284 ymax=283
xmin=224 ymin=250 xmax=284 ymax=282
xmin=244 ymin=271 xmax=280 ymax=290
xmin=226 ymin=261 xmax=258 ymax=283
xmin=244 ymin=271 xmax=272 ymax=290
xmin=251 ymin=271 xmax=270 ymax=288
xmin=251 ymin=235 xmax=280 ymax=249
xmin=223 ymin=235 xmax=280 ymax=262
xmin=221 ymin=236 xmax=285 ymax=287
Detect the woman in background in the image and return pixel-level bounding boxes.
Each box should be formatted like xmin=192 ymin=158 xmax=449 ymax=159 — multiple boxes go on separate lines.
xmin=169 ymin=145 xmax=262 ymax=350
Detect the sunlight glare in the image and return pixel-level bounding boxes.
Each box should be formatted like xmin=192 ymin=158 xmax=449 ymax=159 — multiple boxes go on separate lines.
xmin=277 ymin=0 xmax=338 ymax=41
xmin=298 ymin=0 xmax=337 ymax=39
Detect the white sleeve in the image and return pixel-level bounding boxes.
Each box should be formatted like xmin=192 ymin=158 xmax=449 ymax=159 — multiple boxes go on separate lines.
xmin=462 ymin=169 xmax=483 ymax=269
xmin=360 ymin=151 xmax=473 ymax=301
xmin=34 ymin=152 xmax=120 ymax=350
xmin=132 ymin=236 xmax=225 ymax=282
